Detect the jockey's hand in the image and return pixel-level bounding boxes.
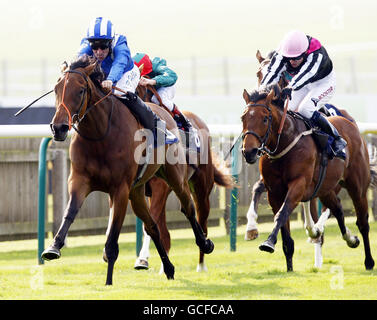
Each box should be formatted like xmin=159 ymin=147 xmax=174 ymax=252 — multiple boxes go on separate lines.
xmin=139 ymin=77 xmax=157 ymax=87
xmin=102 ymin=80 xmax=113 ymax=90
xmin=281 ymin=87 xmax=293 ymax=100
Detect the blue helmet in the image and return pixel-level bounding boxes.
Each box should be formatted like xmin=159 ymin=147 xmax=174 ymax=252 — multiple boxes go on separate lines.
xmin=86 ymin=17 xmax=115 ymax=41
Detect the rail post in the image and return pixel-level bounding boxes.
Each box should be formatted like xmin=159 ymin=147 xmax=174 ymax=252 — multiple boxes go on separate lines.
xmin=38 ymin=137 xmax=52 ymax=264
xmin=136 ymin=217 xmax=143 ymax=256
xmin=230 ymin=137 xmax=241 ymax=251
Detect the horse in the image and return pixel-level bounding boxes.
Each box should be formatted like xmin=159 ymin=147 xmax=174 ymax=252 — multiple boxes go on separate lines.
xmin=241 ymin=83 xmax=377 ymax=272
xmin=245 ymin=50 xmax=356 ymax=245
xmin=134 ymin=83 xmax=233 ymax=272
xmin=41 ymin=55 xmax=215 ymax=285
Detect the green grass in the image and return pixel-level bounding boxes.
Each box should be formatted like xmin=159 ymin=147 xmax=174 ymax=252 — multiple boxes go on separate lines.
xmin=1 ymin=218 xmax=377 ymax=300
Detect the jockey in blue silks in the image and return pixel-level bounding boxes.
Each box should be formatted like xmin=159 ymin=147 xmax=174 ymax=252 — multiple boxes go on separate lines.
xmin=77 ymin=17 xmax=177 ymax=144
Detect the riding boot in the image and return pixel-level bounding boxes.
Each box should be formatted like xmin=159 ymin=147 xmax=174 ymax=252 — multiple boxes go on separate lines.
xmin=172 ymin=105 xmax=193 ymax=132
xmin=311 ymin=110 xmax=347 ymax=160
xmin=172 ymin=104 xmax=200 ymax=153
xmin=121 ymin=92 xmax=177 ymax=145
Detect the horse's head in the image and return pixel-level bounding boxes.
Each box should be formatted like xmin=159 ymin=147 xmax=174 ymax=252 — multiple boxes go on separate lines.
xmin=241 ymin=85 xmax=281 ymax=164
xmin=256 ymin=50 xmax=289 ymax=89
xmin=50 ymin=56 xmax=100 ymax=141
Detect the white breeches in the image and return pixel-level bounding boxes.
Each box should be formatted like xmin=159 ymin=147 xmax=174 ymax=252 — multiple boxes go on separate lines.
xmin=288 ymin=71 xmax=336 ymax=119
xmin=113 ymin=64 xmax=141 ymax=95
xmin=151 ymin=85 xmax=176 ymax=112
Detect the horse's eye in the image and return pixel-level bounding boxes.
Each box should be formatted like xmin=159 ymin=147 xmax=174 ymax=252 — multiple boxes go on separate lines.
xmin=263 ymin=116 xmax=268 ymax=123
xmin=79 ymin=89 xmax=85 ymax=95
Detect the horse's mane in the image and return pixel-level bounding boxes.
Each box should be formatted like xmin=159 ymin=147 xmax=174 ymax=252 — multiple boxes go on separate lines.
xmin=69 ymin=54 xmax=105 ymax=90
xmin=248 ymin=83 xmax=285 ymax=109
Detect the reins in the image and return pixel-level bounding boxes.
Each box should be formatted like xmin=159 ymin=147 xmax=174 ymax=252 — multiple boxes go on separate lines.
xmin=242 ymin=99 xmax=310 ymax=159
xmin=59 ymin=69 xmax=115 ymax=141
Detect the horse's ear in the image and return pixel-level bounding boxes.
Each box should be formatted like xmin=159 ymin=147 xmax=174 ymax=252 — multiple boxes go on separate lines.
xmin=84 ymin=61 xmax=98 ymax=76
xmin=60 ymin=61 xmax=68 ymax=73
xmin=243 ymin=89 xmax=251 ymax=104
xmin=266 ymin=88 xmax=278 ymax=104
xmin=256 ymin=50 xmax=265 ymax=63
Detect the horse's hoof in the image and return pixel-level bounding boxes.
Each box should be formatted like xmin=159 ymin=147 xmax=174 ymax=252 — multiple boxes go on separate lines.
xmin=202 ymin=239 xmax=214 ymax=254
xmin=346 ymin=236 xmax=360 ymax=248
xmin=245 ymin=229 xmax=259 ymax=241
xmin=164 ymin=264 xmax=175 ymax=280
xmin=259 ymin=240 xmax=275 ymax=253
xmin=365 ymin=258 xmax=375 ymax=270
xmin=134 ymin=258 xmax=149 ymax=270
xmin=41 ymin=246 xmax=61 ymax=261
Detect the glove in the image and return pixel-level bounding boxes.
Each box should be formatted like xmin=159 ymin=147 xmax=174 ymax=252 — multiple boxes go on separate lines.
xmin=281 ymin=87 xmax=293 ymax=100
xmin=101 ymin=80 xmax=113 ymax=90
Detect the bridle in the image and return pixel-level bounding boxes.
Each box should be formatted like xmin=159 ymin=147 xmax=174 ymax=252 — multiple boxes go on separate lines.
xmin=55 ymin=69 xmax=114 ymax=141
xmin=241 ymin=102 xmax=282 ymax=157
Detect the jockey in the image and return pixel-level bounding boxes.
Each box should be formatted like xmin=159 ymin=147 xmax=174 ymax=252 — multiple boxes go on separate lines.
xmin=78 ymin=17 xmax=175 ymax=144
xmin=260 ymin=30 xmax=347 ymax=160
xmin=132 ymin=53 xmax=194 ymax=133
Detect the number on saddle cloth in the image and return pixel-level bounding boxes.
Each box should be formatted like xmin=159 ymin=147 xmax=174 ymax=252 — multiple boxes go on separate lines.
xmin=178 ymin=128 xmax=201 ymax=153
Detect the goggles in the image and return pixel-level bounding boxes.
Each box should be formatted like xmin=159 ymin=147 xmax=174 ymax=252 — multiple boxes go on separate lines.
xmin=90 ymin=41 xmax=111 ymax=51
xmin=287 ymin=53 xmax=306 ymax=61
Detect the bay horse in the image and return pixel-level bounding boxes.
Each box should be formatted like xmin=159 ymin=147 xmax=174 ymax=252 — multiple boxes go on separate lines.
xmin=41 ymin=55 xmax=214 ymax=285
xmin=245 ymin=50 xmax=357 ymax=243
xmin=134 ymin=83 xmax=233 ymax=272
xmin=241 ymin=83 xmax=376 ymax=272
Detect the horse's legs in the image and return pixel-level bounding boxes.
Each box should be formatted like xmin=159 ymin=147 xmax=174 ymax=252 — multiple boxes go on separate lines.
xmin=347 ymin=188 xmax=375 ymax=270
xmin=135 ymin=178 xmax=172 ymax=273
xmin=190 ymin=169 xmax=214 ymax=272
xmin=260 ymin=177 xmax=306 ymax=254
xmin=42 ymin=179 xmax=89 ymax=260
xmin=130 ymin=185 xmax=175 ymax=280
xmin=320 ymin=191 xmax=360 ymax=248
xmin=245 ymin=178 xmax=266 ymax=241
xmin=164 ymin=163 xmax=214 ymax=255
xmin=134 ymin=226 xmax=152 ymax=270
xmin=281 ymin=222 xmax=294 ymax=272
xmin=104 ymin=184 xmax=130 ymax=285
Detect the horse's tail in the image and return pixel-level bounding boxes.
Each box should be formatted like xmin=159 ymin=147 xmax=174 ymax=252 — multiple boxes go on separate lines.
xmin=211 ymin=152 xmax=234 ymax=188
xmin=369 ymin=145 xmax=377 ymax=189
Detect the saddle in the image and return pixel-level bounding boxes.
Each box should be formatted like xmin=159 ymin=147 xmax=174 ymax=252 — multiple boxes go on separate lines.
xmin=288 ymin=107 xmax=348 ymax=200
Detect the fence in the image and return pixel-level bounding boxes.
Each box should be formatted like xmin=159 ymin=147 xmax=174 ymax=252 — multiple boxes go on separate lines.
xmin=1 ymin=124 xmax=377 ymax=241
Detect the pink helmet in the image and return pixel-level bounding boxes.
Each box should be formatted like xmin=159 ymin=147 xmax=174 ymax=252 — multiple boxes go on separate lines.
xmin=278 ymin=30 xmax=309 ymax=58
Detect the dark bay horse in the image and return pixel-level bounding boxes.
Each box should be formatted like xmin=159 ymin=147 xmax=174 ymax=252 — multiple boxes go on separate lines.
xmin=42 ymin=56 xmax=214 ymax=285
xmin=245 ymin=50 xmax=357 ymax=242
xmin=241 ymin=84 xmax=376 ymax=272
xmin=134 ymin=84 xmax=233 ymax=272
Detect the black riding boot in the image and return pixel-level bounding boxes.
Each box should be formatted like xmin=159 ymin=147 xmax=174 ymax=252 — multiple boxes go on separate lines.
xmin=172 ymin=105 xmax=193 ymax=132
xmin=121 ymin=91 xmax=179 ymax=147
xmin=311 ymin=111 xmax=347 ymax=160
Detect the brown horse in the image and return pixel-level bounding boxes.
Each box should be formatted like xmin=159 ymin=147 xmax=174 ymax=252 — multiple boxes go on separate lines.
xmin=134 ymin=84 xmax=233 ymax=272
xmin=41 ymin=55 xmax=214 ymax=285
xmin=245 ymin=50 xmax=357 ymax=242
xmin=241 ymin=84 xmax=376 ymax=272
